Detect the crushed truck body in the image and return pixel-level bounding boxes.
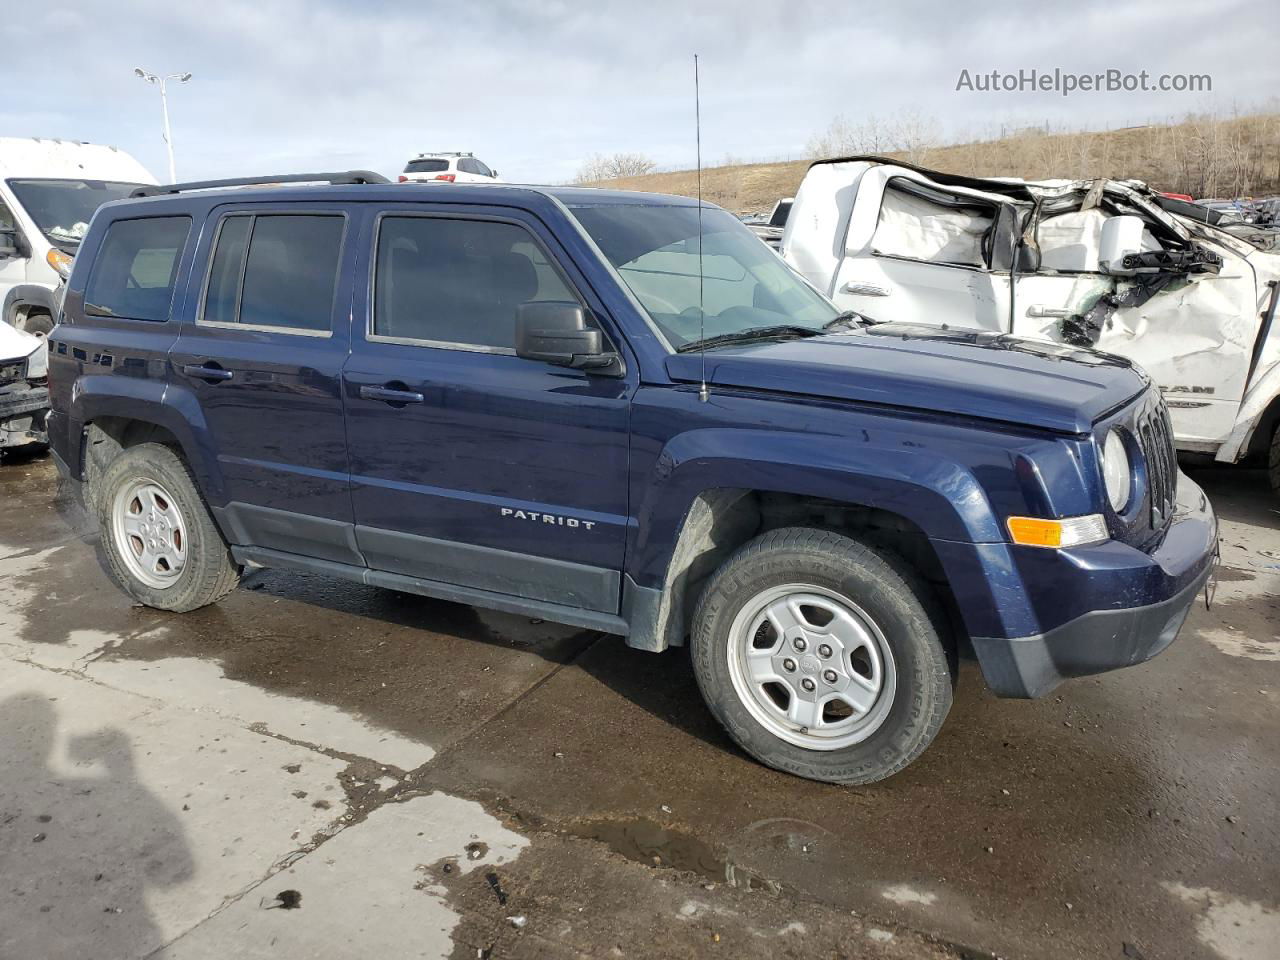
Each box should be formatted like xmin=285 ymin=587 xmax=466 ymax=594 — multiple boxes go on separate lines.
xmin=0 ymin=321 xmax=48 ymax=452
xmin=782 ymin=157 xmax=1280 ymax=477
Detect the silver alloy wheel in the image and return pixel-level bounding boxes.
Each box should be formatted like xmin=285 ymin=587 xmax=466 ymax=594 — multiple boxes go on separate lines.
xmin=111 ymin=477 xmax=189 ymax=589
xmin=726 ymin=583 xmax=897 ymax=751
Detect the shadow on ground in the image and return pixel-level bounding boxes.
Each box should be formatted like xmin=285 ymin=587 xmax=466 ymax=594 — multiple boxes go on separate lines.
xmin=0 ymin=692 xmax=191 ymax=960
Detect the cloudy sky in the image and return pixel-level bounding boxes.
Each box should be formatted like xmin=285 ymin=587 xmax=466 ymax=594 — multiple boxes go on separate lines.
xmin=4 ymin=0 xmax=1276 ymax=185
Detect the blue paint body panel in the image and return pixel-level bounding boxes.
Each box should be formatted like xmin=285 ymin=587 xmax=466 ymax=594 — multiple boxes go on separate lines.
xmin=46 ymin=181 xmax=1219 ymax=699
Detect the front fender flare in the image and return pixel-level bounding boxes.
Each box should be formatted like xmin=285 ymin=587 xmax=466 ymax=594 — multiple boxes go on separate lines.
xmin=3 ymin=285 xmax=57 ymax=325
xmin=629 ymin=427 xmax=1001 ymax=590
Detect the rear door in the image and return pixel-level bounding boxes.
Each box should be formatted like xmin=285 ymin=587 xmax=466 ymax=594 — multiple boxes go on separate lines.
xmin=832 ymin=168 xmax=1012 ymax=329
xmin=341 ymin=203 xmax=634 ymax=613
xmin=169 ymin=203 xmax=362 ymax=563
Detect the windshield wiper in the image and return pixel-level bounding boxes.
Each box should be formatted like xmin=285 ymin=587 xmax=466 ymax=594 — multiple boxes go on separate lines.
xmin=823 ymin=310 xmax=884 ymax=330
xmin=676 ymin=325 xmax=823 ymax=353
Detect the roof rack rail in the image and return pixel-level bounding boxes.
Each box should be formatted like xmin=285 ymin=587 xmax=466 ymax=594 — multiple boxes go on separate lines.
xmin=131 ymin=170 xmax=390 ymax=198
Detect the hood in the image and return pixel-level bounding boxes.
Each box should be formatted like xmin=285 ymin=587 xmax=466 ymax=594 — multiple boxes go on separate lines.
xmin=664 ymin=323 xmax=1148 ymax=434
xmin=0 ymin=322 xmax=43 ymax=363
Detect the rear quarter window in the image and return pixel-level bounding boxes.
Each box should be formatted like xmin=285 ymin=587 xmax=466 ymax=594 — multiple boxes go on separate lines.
xmin=84 ymin=216 xmax=192 ymax=322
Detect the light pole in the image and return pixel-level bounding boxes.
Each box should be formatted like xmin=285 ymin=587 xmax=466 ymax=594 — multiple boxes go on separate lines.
xmin=134 ymin=68 xmax=192 ymax=183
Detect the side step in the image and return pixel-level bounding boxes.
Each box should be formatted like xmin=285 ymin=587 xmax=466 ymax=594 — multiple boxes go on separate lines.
xmin=230 ymin=546 xmax=629 ymax=637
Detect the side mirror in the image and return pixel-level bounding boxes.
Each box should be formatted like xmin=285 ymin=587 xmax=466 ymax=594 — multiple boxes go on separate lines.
xmin=516 ymin=301 xmax=619 ymax=372
xmin=1098 ymin=215 xmax=1145 ymax=275
xmin=0 ymin=227 xmax=19 ymax=259
xmin=490 ymin=169 xmax=499 ymax=178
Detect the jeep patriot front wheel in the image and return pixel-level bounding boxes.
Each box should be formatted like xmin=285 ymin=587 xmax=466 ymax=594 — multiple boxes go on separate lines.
xmin=691 ymin=527 xmax=953 ymax=784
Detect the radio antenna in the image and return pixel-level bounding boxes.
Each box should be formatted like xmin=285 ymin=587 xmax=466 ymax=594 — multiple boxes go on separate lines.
xmin=695 ymin=54 xmax=708 ymax=403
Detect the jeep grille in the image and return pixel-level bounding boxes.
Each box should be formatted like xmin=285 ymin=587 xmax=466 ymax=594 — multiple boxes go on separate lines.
xmin=1136 ymin=394 xmax=1176 ymax=528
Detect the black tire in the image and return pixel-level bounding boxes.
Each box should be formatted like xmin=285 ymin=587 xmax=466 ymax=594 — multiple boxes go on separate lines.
xmin=690 ymin=527 xmax=953 ymax=785
xmin=94 ymin=442 xmax=240 ymax=611
xmin=13 ymin=310 xmax=53 ymax=338
xmin=1269 ymin=424 xmax=1280 ymax=498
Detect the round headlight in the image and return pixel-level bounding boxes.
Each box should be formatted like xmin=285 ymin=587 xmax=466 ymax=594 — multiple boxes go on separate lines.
xmin=1102 ymin=429 xmax=1132 ymax=512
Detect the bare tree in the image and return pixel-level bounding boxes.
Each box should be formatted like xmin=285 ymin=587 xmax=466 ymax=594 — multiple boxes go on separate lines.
xmin=574 ymin=152 xmax=658 ymax=183
xmin=891 ymin=109 xmax=940 ymax=165
xmin=806 ymin=112 xmax=938 ymax=162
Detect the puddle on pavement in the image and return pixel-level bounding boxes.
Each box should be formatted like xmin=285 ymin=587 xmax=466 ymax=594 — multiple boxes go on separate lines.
xmin=563 ymin=817 xmax=781 ymax=893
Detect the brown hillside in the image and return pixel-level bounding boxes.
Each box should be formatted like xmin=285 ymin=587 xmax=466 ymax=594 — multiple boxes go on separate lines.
xmin=591 ymin=113 xmax=1280 ymax=214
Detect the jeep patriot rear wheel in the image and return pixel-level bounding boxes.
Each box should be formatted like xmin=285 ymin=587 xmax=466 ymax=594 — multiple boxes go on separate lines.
xmin=96 ymin=443 xmax=240 ymax=611
xmin=691 ymin=527 xmax=953 ymax=784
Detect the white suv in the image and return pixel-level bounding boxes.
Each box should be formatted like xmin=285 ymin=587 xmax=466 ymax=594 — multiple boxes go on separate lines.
xmin=398 ymin=152 xmax=501 ymax=184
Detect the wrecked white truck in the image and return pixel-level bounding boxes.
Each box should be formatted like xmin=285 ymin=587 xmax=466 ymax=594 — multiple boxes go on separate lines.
xmin=0 ymin=321 xmax=48 ymax=454
xmin=781 ymin=157 xmax=1280 ymax=491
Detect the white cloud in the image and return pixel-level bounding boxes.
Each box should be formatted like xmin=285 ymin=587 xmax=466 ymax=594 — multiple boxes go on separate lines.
xmin=2 ymin=0 xmax=1275 ymax=184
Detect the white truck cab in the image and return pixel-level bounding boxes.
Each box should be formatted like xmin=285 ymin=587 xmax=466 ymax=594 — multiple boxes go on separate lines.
xmin=0 ymin=138 xmax=157 ymax=337
xmin=783 ymin=157 xmax=1280 ymax=489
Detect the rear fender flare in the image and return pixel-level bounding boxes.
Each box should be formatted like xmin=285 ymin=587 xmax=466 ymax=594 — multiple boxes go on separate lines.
xmin=69 ymin=377 xmax=225 ymax=503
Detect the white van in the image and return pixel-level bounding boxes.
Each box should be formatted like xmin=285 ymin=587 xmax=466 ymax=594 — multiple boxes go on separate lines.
xmin=0 ymin=138 xmax=157 ymax=336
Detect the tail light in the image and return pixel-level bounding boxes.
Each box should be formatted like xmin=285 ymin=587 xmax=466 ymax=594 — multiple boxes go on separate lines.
xmin=397 ymin=175 xmax=409 ymax=183
xmin=433 ymin=174 xmax=456 ymax=183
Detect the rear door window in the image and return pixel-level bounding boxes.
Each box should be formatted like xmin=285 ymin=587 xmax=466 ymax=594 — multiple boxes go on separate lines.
xmin=84 ymin=216 xmax=191 ymax=321
xmin=200 ymin=213 xmax=345 ymax=333
xmin=872 ymin=180 xmax=993 ymax=268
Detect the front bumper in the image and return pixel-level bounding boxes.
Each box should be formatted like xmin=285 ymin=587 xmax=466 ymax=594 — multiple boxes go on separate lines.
xmin=0 ymin=382 xmax=49 ymax=448
xmin=971 ymin=471 xmax=1217 ymax=698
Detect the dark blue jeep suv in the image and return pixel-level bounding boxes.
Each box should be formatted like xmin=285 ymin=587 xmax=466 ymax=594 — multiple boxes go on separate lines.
xmin=46 ymin=172 xmax=1218 ymax=784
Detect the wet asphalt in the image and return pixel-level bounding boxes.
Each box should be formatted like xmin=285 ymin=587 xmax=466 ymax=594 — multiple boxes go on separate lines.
xmin=0 ymin=450 xmax=1276 ymax=960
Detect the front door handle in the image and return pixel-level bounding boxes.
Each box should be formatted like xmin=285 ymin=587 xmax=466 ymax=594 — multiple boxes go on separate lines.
xmin=181 ymin=363 xmax=234 ymax=382
xmin=360 ymin=384 xmax=425 ymax=405
xmin=1026 ymin=305 xmax=1073 ymax=319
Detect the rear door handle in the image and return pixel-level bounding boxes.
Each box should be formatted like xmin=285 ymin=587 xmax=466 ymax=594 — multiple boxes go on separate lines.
xmin=360 ymin=385 xmax=425 ymax=405
xmin=181 ymin=363 xmax=234 ymax=382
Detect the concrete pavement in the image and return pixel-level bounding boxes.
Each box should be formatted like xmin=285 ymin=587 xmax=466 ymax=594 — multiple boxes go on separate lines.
xmin=0 ymin=451 xmax=1276 ymax=959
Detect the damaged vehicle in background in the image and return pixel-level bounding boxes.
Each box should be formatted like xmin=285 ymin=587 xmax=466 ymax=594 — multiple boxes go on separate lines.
xmin=782 ymin=157 xmax=1280 ymax=493
xmin=0 ymin=321 xmax=48 ymax=455
xmin=743 ymin=197 xmax=793 ymax=250
xmin=1 ymin=137 xmax=157 ymax=337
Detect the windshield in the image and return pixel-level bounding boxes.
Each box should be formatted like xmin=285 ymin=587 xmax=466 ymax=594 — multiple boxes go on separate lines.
xmin=568 ymin=203 xmax=839 ymax=349
xmin=6 ymin=179 xmax=145 ymax=248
